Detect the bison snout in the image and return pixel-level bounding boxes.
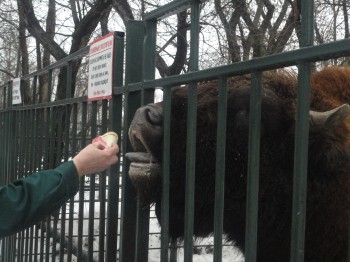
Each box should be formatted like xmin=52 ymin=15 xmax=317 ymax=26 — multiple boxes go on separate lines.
xmin=128 ymin=104 xmax=163 ymax=161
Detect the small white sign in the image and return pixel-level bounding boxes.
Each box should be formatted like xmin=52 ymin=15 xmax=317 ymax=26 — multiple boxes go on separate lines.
xmin=88 ymin=32 xmax=115 ymax=101
xmin=12 ymin=78 xmax=22 ymax=105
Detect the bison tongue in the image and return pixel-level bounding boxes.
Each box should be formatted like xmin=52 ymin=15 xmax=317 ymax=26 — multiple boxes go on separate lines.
xmin=125 ymin=152 xmax=153 ymax=163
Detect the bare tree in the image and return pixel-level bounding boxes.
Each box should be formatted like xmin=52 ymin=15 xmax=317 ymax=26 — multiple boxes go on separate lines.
xmin=0 ymin=0 xmax=19 ymax=83
xmin=17 ymin=0 xmax=112 ymax=100
xmin=35 ymin=0 xmax=57 ymax=103
xmin=214 ymin=0 xmax=301 ymax=62
xmin=17 ymin=0 xmax=31 ymax=103
xmin=1 ymin=0 xmax=349 ymax=85
xmin=343 ymin=0 xmax=350 ymax=38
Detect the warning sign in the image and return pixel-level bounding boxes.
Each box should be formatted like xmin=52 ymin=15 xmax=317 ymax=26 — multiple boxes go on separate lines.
xmin=88 ymin=32 xmax=114 ymax=101
xmin=12 ymin=78 xmax=22 ymax=105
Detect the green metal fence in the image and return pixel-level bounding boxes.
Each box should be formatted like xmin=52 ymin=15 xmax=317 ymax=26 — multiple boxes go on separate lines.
xmin=1 ymin=0 xmax=350 ymax=261
xmin=0 ymin=32 xmax=125 ymax=261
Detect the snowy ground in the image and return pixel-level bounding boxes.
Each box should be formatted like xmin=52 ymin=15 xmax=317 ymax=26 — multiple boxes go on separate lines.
xmin=50 ymin=204 xmax=244 ymax=261
xmin=41 ymin=176 xmax=245 ymax=261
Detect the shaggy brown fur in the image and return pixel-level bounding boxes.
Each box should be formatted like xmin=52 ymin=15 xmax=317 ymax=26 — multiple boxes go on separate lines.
xmin=127 ymin=66 xmax=350 ymax=262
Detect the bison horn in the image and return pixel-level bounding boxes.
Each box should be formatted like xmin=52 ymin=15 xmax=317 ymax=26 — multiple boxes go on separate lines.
xmin=309 ymin=104 xmax=350 ymax=128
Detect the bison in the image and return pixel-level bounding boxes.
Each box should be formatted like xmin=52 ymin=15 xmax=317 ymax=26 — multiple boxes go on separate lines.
xmin=126 ymin=66 xmax=350 ymax=262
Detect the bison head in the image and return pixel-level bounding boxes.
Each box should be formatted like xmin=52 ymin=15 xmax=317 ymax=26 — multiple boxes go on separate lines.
xmin=125 ymin=71 xmax=350 ymax=261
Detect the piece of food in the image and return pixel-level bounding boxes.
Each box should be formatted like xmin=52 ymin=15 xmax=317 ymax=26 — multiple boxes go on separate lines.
xmin=92 ymin=131 xmax=118 ymax=148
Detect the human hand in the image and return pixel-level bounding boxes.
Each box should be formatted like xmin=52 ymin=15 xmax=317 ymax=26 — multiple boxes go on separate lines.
xmin=73 ymin=142 xmax=119 ymax=176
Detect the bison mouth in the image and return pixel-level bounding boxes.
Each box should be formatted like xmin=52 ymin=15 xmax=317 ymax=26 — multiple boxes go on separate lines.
xmin=125 ymin=152 xmax=161 ymax=205
xmin=125 ymin=151 xmax=160 ymax=177
xmin=125 ymin=104 xmax=163 ymax=204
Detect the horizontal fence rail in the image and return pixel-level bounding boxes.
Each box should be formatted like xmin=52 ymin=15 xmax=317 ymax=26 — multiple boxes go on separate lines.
xmin=125 ymin=37 xmax=350 ymax=92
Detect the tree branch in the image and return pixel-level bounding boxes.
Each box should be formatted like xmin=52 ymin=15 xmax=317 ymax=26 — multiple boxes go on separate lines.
xmin=0 ymin=68 xmax=15 ymax=78
xmin=17 ymin=0 xmax=67 ymax=60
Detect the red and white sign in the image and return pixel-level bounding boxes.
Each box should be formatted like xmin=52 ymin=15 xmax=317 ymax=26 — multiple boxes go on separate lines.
xmin=12 ymin=78 xmax=22 ymax=105
xmin=88 ymin=32 xmax=114 ymax=101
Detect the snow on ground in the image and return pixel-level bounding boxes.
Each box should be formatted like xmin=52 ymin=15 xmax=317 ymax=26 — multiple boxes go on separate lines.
xmin=148 ymin=211 xmax=244 ymax=261
xmin=148 ymin=232 xmax=245 ymax=262
xmin=48 ymin=179 xmax=245 ymax=261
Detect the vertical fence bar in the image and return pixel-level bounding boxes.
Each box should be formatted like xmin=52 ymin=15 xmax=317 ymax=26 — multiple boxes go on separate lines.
xmin=32 ymin=76 xmax=37 ymax=104
xmin=34 ymin=108 xmax=43 ymax=261
xmin=60 ymin=105 xmax=69 ymax=261
xmin=244 ymin=71 xmax=262 ymax=262
xmin=106 ymin=31 xmax=124 ymax=262
xmin=5 ymin=82 xmax=15 ymax=262
xmin=99 ymin=99 xmax=108 ymax=262
xmin=184 ymin=1 xmax=200 ymax=261
xmin=88 ymin=101 xmax=98 ymax=260
xmin=31 ymin=112 xmax=36 ymax=262
xmin=183 ymin=82 xmax=197 ymax=262
xmin=135 ymin=19 xmax=157 ymax=262
xmin=120 ymin=20 xmax=144 ymax=262
xmin=66 ymin=62 xmax=73 ymax=98
xmin=290 ymin=63 xmax=312 ymax=262
xmin=77 ymin=101 xmax=88 ymax=261
xmin=120 ymin=89 xmax=141 ymax=262
xmin=189 ymin=0 xmax=200 ymax=72
xmin=213 ymin=77 xmax=228 ymax=262
xmin=0 ymin=87 xmax=4 ymax=180
xmin=60 ymin=103 xmax=70 ymax=262
xmin=143 ymin=21 xmax=157 ymax=82
xmin=6 ymin=82 xmax=13 ymax=183
xmin=47 ymin=70 xmax=53 ymax=102
xmin=19 ymin=110 xmax=25 ymax=262
xmin=161 ymin=86 xmax=171 ymax=262
xmin=45 ymin=106 xmax=56 ymax=262
xmin=290 ymin=0 xmax=314 ymax=261
xmin=40 ymin=107 xmax=48 ymax=262
xmin=51 ymin=107 xmax=63 ymax=261
xmin=20 ymin=231 xmax=24 ymax=262
xmin=28 ymin=108 xmax=36 ymax=262
xmin=68 ymin=103 xmax=78 ymax=262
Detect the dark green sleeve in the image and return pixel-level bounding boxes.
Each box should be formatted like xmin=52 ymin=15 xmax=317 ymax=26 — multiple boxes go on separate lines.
xmin=0 ymin=161 xmax=79 ymax=237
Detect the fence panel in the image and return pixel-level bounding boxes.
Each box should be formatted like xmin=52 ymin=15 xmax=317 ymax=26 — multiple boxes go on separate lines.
xmin=0 ymin=32 xmax=125 ymax=262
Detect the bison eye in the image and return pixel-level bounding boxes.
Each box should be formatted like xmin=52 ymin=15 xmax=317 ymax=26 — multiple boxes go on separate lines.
xmin=145 ymin=107 xmax=163 ymax=126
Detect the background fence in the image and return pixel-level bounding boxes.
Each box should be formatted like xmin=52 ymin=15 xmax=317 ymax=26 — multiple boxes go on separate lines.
xmin=1 ymin=0 xmax=350 ymax=261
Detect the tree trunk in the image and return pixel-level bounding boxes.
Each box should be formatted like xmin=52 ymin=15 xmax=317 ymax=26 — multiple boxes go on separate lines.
xmin=17 ymin=0 xmax=31 ymax=104
xmin=342 ymin=0 xmax=349 ymax=38
xmin=39 ymin=0 xmax=56 ymax=103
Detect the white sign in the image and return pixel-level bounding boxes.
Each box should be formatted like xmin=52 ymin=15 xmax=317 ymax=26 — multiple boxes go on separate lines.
xmin=12 ymin=78 xmax=22 ymax=105
xmin=88 ymin=32 xmax=114 ymax=101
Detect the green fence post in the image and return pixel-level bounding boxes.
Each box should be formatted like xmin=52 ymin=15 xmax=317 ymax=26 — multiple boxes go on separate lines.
xmin=245 ymin=71 xmax=262 ymax=262
xmin=120 ymin=20 xmax=145 ymax=262
xmin=106 ymin=31 xmax=124 ymax=262
xmin=213 ymin=77 xmax=228 ymax=262
xmin=161 ymin=86 xmax=171 ymax=262
xmin=290 ymin=0 xmax=314 ymax=261
xmin=134 ymin=19 xmax=157 ymax=262
xmin=184 ymin=1 xmax=200 ymax=261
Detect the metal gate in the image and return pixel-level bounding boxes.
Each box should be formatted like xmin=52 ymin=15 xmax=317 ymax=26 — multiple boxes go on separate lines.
xmin=1 ymin=0 xmax=350 ymax=261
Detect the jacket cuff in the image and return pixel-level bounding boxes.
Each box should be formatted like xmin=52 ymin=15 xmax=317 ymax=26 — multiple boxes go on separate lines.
xmin=54 ymin=161 xmax=80 ymax=197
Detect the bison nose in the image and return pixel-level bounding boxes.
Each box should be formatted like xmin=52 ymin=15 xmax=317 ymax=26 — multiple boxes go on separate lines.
xmin=144 ymin=105 xmax=163 ymax=126
xmin=134 ymin=105 xmax=163 ymax=127
xmin=128 ymin=104 xmax=163 ymax=146
xmin=128 ymin=104 xmax=163 ymax=161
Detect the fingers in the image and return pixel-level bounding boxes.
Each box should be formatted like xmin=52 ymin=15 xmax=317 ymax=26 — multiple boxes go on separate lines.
xmin=74 ymin=142 xmax=120 ymax=176
xmin=108 ymin=144 xmax=119 ymax=154
xmin=105 ymin=144 xmax=119 ymax=165
xmin=94 ymin=143 xmax=119 ymax=166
